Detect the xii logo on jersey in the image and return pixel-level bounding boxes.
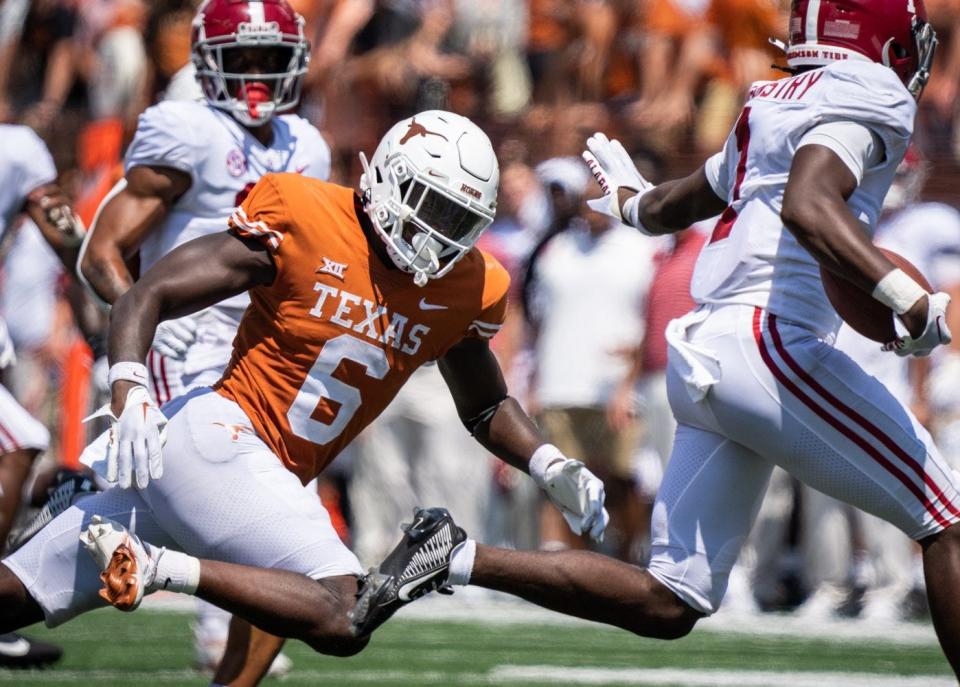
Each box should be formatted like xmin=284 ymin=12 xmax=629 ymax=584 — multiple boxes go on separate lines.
xmin=317 ymin=257 xmax=348 ymax=281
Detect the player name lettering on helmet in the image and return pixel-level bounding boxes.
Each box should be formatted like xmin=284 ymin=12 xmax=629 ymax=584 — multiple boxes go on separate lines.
xmin=308 ymin=282 xmax=430 ymax=356
xmin=750 ymin=71 xmax=824 ymax=101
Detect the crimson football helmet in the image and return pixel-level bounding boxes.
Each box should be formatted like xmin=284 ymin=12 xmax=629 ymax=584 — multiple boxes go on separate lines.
xmin=191 ymin=0 xmax=309 ymax=127
xmin=781 ymin=0 xmax=937 ymax=99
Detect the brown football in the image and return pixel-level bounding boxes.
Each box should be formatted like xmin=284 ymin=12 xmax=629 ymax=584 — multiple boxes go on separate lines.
xmin=820 ymin=248 xmax=932 ymax=343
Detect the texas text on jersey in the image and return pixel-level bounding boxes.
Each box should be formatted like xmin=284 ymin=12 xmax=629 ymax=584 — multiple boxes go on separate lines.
xmin=220 ymin=173 xmax=510 ymax=483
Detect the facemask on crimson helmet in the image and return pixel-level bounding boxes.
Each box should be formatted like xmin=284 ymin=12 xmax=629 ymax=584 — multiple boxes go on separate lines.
xmin=771 ymin=0 xmax=938 ymax=100
xmin=359 ymin=111 xmax=499 ymax=287
xmin=191 ymin=0 xmax=309 ymax=127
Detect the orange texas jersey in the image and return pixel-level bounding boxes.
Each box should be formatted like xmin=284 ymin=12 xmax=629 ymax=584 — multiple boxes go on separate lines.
xmin=216 ymin=172 xmax=510 ymax=484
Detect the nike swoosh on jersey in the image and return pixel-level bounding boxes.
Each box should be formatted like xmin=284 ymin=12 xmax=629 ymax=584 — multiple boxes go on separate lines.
xmin=418 ymin=298 xmax=448 ymax=311
xmin=0 ymin=637 xmax=32 ymax=657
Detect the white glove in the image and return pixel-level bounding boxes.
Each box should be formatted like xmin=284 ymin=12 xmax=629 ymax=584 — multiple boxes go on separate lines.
xmin=884 ymin=291 xmax=952 ymax=358
xmin=582 ymin=132 xmax=654 ymax=230
xmin=152 ymin=317 xmax=198 ymax=361
xmin=0 ymin=317 xmax=15 ymax=370
xmin=86 ymin=386 xmax=166 ymax=489
xmin=530 ymin=444 xmax=610 ymax=541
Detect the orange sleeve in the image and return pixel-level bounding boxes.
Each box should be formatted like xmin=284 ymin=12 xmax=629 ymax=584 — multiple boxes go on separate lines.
xmin=465 ymin=252 xmax=511 ymax=341
xmin=228 ymin=174 xmax=290 ymax=253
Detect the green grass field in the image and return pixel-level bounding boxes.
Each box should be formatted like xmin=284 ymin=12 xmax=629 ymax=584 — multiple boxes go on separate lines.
xmin=0 ymin=608 xmax=953 ymax=687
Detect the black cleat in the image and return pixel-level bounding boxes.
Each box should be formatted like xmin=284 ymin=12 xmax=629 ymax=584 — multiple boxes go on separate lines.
xmin=7 ymin=470 xmax=98 ymax=553
xmin=0 ymin=633 xmax=62 ymax=669
xmin=349 ymin=507 xmax=466 ymax=638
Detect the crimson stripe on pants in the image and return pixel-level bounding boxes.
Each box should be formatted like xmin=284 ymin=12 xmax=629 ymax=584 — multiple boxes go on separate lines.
xmin=158 ymin=354 xmax=173 ymax=404
xmin=769 ymin=313 xmax=960 ymax=520
xmin=147 ymin=351 xmax=164 ymax=404
xmin=752 ymin=308 xmax=952 ymax=529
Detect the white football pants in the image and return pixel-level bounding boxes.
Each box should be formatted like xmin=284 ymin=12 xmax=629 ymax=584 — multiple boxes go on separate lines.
xmin=648 ymin=304 xmax=960 ymax=614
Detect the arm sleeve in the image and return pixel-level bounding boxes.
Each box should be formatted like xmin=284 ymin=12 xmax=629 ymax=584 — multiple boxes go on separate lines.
xmin=124 ymin=103 xmax=201 ymax=181
xmin=228 ymin=174 xmax=289 ymax=254
xmin=797 ymin=120 xmax=883 ymax=185
xmin=464 ymin=254 xmax=511 ymax=341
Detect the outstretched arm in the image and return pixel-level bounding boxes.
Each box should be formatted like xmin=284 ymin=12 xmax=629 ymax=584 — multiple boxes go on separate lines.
xmin=438 ymin=337 xmax=541 ymax=471
xmin=628 ymin=167 xmax=727 ymax=235
xmin=582 ymin=132 xmax=726 ymax=235
xmin=439 ymin=338 xmax=608 ymax=540
xmin=108 ymin=231 xmax=274 ymax=413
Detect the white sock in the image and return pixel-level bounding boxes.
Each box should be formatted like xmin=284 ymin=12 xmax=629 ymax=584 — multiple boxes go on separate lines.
xmin=447 ymin=538 xmax=476 ymax=586
xmin=152 ymin=547 xmax=202 ymax=595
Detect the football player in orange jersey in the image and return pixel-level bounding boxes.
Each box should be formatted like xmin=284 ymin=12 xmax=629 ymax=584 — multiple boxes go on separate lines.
xmin=0 ymin=111 xmax=608 ymax=671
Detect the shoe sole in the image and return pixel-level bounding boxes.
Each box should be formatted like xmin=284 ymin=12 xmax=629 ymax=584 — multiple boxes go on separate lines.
xmin=349 ymin=570 xmax=395 ymax=638
xmin=98 ymin=542 xmax=142 ymax=611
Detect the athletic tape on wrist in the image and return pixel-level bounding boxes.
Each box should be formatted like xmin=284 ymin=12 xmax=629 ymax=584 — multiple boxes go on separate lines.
xmin=529 ymin=443 xmax=565 ymax=484
xmin=107 ymin=362 xmax=149 ymax=387
xmin=622 ymin=193 xmax=641 ymax=227
xmin=872 ymin=268 xmax=927 ymax=315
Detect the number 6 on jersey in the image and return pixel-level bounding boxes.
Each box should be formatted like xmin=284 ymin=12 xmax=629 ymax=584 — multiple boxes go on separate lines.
xmin=287 ymin=334 xmax=389 ymax=444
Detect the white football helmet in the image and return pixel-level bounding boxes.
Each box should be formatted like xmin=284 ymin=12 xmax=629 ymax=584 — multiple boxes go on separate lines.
xmin=359 ymin=111 xmax=499 ymax=286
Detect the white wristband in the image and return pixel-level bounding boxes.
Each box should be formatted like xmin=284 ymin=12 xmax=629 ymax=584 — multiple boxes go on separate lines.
xmin=108 ymin=362 xmax=149 ymax=387
xmin=529 ymin=443 xmax=565 ymax=485
xmin=872 ymin=268 xmax=927 ymax=315
xmin=620 ymin=192 xmax=655 ymax=236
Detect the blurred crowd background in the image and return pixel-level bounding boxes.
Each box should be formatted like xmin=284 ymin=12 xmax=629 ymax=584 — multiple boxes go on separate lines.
xmin=3 ymin=0 xmax=960 ymax=628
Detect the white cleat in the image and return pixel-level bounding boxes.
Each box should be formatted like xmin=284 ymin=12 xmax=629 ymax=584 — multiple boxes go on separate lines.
xmin=80 ymin=515 xmax=161 ymax=612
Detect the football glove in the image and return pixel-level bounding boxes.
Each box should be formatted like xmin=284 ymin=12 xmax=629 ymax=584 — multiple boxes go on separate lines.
xmin=582 ymin=132 xmax=654 ymax=232
xmin=884 ymin=291 xmax=952 ymax=358
xmin=28 ymin=184 xmax=85 ymax=246
xmin=530 ymin=445 xmax=609 ymax=542
xmin=86 ymin=386 xmax=166 ymax=489
xmin=152 ymin=317 xmax=198 ymax=361
xmin=0 ymin=317 xmax=14 ymax=370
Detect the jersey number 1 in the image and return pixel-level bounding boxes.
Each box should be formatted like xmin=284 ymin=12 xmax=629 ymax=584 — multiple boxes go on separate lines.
xmin=287 ymin=334 xmax=389 ymax=445
xmin=709 ymin=106 xmax=752 ymax=244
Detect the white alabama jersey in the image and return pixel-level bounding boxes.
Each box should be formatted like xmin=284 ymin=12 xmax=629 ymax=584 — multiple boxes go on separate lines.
xmin=694 ymin=60 xmax=916 ymax=339
xmin=125 ymin=99 xmax=331 ymax=318
xmin=0 ymin=125 xmax=57 ymax=246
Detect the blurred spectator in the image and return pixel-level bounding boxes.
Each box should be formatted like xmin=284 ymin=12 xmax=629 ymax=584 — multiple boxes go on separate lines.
xmin=525 ymin=157 xmax=657 ymax=561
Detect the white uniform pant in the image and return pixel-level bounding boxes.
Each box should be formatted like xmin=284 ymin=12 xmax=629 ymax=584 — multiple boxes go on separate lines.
xmin=0 ymin=383 xmax=49 ymax=455
xmin=648 ymin=305 xmax=960 ymax=614
xmin=2 ymin=388 xmax=362 ymax=627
